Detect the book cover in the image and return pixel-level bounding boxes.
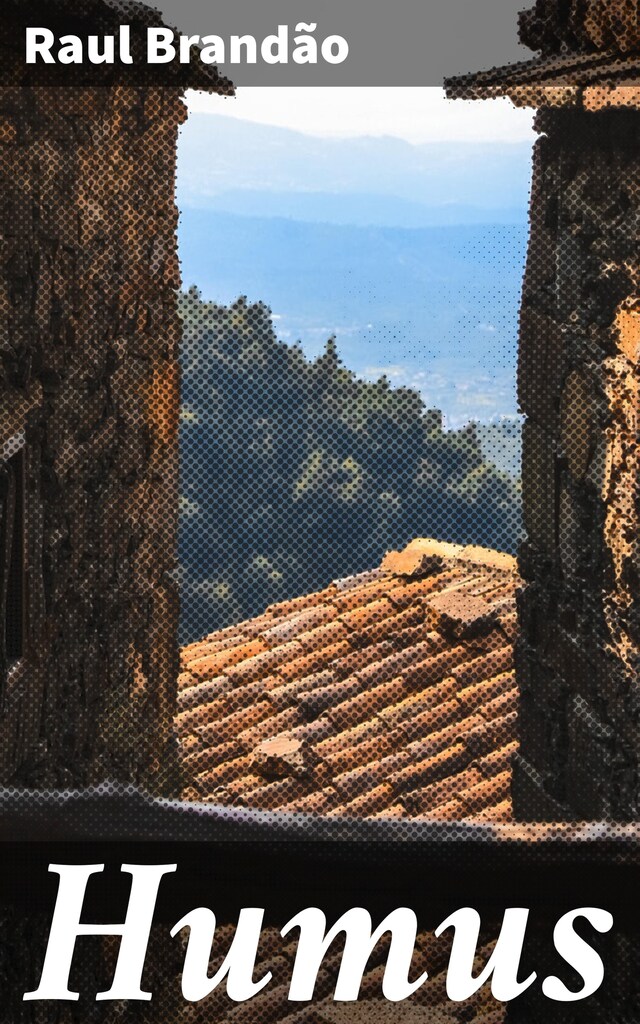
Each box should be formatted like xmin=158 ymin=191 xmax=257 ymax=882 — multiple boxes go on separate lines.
xmin=0 ymin=0 xmax=638 ymax=1020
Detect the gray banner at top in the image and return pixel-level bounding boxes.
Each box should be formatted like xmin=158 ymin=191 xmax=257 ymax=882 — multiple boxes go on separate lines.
xmin=15 ymin=0 xmax=530 ymax=87
xmin=156 ymin=0 xmax=528 ymax=86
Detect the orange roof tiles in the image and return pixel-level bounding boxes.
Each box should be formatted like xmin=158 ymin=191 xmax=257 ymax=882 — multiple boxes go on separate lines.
xmin=179 ymin=539 xmax=519 ymax=824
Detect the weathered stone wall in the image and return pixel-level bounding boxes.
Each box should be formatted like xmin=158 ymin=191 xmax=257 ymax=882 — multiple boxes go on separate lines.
xmin=0 ymin=86 xmax=184 ymax=792
xmin=513 ymin=106 xmax=640 ymax=821
xmin=520 ymin=0 xmax=640 ymax=55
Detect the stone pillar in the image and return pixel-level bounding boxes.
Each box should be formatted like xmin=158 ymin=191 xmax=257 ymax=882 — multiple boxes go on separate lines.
xmin=0 ymin=86 xmax=185 ymax=793
xmin=513 ymin=103 xmax=640 ymax=821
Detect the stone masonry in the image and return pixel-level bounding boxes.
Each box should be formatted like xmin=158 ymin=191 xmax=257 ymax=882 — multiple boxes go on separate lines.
xmin=0 ymin=3 xmax=231 ymax=792
xmin=513 ymin=85 xmax=640 ymax=823
xmin=0 ymin=84 xmax=186 ymax=792
xmin=447 ymin=0 xmax=640 ymax=823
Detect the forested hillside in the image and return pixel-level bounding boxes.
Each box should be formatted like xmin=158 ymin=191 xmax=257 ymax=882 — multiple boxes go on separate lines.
xmin=179 ymin=289 xmax=522 ymax=641
xmin=179 ymin=210 xmax=527 ymax=425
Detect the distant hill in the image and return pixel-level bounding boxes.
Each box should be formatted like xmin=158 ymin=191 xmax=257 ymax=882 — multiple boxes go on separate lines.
xmin=184 ymin=189 xmax=526 ymax=229
xmin=176 ymin=112 xmax=530 ymax=438
xmin=178 ymin=113 xmax=533 ymax=215
xmin=178 ymin=209 xmax=528 ymax=425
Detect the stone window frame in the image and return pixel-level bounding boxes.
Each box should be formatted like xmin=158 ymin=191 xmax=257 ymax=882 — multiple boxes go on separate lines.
xmin=0 ymin=431 xmax=28 ymax=704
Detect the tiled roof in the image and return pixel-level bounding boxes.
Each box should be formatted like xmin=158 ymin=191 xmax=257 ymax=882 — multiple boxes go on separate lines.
xmin=177 ymin=539 xmax=519 ymax=823
xmin=444 ymin=49 xmax=640 ymax=108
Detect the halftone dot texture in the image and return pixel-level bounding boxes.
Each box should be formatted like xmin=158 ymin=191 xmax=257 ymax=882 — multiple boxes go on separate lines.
xmin=0 ymin=0 xmax=637 ymax=827
xmin=1 ymin=0 xmax=640 ymax=1019
xmin=0 ymin=0 xmax=231 ymax=800
xmin=445 ymin=0 xmax=640 ymax=829
xmin=0 ymin=906 xmax=508 ymax=1023
xmin=178 ymin=541 xmax=518 ymax=821
xmin=178 ymin=290 xmax=522 ymax=645
xmin=170 ymin=924 xmax=506 ymax=1024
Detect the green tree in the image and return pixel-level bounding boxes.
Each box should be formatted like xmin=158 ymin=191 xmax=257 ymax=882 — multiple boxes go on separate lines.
xmin=178 ymin=290 xmax=522 ymax=640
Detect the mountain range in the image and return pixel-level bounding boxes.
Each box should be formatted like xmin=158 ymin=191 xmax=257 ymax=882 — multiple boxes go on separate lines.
xmin=177 ymin=112 xmax=532 ymax=451
xmin=178 ymin=113 xmax=532 ymax=214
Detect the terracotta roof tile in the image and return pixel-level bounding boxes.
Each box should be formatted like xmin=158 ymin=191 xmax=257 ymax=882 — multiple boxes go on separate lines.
xmin=425 ymin=589 xmax=497 ymax=639
xmin=252 ymin=735 xmax=307 ymax=780
xmin=266 ymin=590 xmax=332 ymax=618
xmin=356 ymin=604 xmax=425 ymax=645
xmin=465 ymin=712 xmax=518 ymax=758
xmin=332 ymin=567 xmax=385 ymax=592
xmin=329 ymin=781 xmax=396 ymax=818
xmin=459 ymin=769 xmax=511 ymax=816
xmin=338 ymin=597 xmax=397 ymax=632
xmin=332 ymin=750 xmax=413 ymax=803
xmin=382 ymin=623 xmax=432 ymax=650
xmin=182 ymin=737 xmax=246 ymax=776
xmin=498 ymin=611 xmax=518 ymax=640
xmin=473 ymin=799 xmax=513 ymax=823
xmin=241 ymin=776 xmax=313 ymax=811
xmin=472 ymin=740 xmax=518 ymax=778
xmin=228 ymin=642 xmax=308 ymax=685
xmin=194 ymin=754 xmax=254 ymax=794
xmin=370 ymin=803 xmax=406 ymax=820
xmin=278 ymin=787 xmax=341 ymax=815
xmin=389 ymin=570 xmax=466 ymax=606
xmin=376 ymin=677 xmax=460 ymax=730
xmin=448 ymin=647 xmax=514 ymax=689
xmin=179 ymin=622 xmax=246 ymax=663
xmin=268 ymin=669 xmax=336 ymax=712
xmin=314 ymin=717 xmax=387 ymax=759
xmin=399 ymin=644 xmax=471 ymax=688
xmin=289 ymin=718 xmax=337 ymax=746
xmin=388 ymin=743 xmax=470 ymax=795
xmin=319 ymin=731 xmax=396 ymax=778
xmin=177 ymin=670 xmax=196 ymax=691
xmin=179 ymin=538 xmax=520 ymax=824
xmin=234 ymin=611 xmax=283 ymax=638
xmin=422 ymin=797 xmax=465 ymax=821
xmin=361 ymin=641 xmax=440 ymax=685
xmin=399 ymin=696 xmax=468 ymax=743
xmin=224 ymin=675 xmax=284 ymax=712
xmin=237 ymin=706 xmax=303 ymax=750
xmin=381 ymin=546 xmax=446 ymax=578
xmin=224 ymin=773 xmax=266 ymax=801
xmin=295 ymin=619 xmax=351 ymax=652
xmin=382 ymin=537 xmax=464 ymax=575
xmin=400 ymin=705 xmax=485 ymax=750
xmin=275 ymin=640 xmax=352 ymax=683
xmin=325 ymin=676 xmax=410 ymax=731
xmin=176 ymin=675 xmax=230 ymax=714
xmin=459 ymin=545 xmax=517 ymax=572
xmin=456 ymin=670 xmax=515 ymax=710
xmin=186 ymin=637 xmax=267 ymax=680
xmin=480 ymin=688 xmax=518 ymax=721
xmin=330 ymin=576 xmax=402 ymax=613
xmin=260 ymin=604 xmax=335 ymax=645
xmin=402 ymin=768 xmax=484 ymax=816
xmin=202 ymin=701 xmax=273 ymax=744
xmin=297 ymin=676 xmax=364 ymax=721
xmin=330 ymin=641 xmax=395 ymax=679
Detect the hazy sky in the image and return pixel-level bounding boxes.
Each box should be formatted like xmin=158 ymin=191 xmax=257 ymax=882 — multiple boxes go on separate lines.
xmin=187 ymin=86 xmax=535 ymax=144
